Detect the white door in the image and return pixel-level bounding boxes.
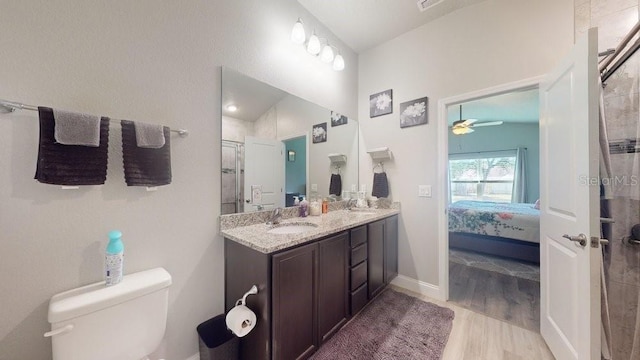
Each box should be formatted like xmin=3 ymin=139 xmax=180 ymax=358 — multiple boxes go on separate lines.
xmin=539 ymin=27 xmax=601 ymax=359
xmin=244 ymin=136 xmax=285 ymax=212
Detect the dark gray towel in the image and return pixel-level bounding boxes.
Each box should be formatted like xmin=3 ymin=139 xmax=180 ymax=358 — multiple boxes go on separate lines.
xmin=372 ymin=172 xmax=389 ymax=198
xmin=329 ymin=174 xmax=342 ymax=196
xmin=121 ymin=120 xmax=171 ymax=187
xmin=35 ymin=107 xmax=109 ymax=185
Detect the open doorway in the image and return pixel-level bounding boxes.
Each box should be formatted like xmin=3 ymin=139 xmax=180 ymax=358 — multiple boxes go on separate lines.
xmin=283 ymin=134 xmax=308 ymax=206
xmin=439 ymin=79 xmax=543 ymax=332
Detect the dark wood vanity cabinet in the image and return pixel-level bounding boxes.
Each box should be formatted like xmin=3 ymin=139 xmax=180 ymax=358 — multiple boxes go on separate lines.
xmin=272 ymin=242 xmax=318 ymax=360
xmin=349 ymin=226 xmax=368 ymax=315
xmin=384 ymin=215 xmax=399 ymax=283
xmin=224 ymin=215 xmax=397 ymax=360
xmin=272 ymin=232 xmax=349 ymax=360
xmin=367 ymin=220 xmax=385 ymax=298
xmin=317 ymin=232 xmax=349 ymax=343
xmin=368 ymin=215 xmax=399 ymax=299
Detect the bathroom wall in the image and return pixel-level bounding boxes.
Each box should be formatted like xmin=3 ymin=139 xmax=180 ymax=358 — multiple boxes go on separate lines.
xmin=576 ymin=0 xmax=640 ymax=358
xmin=358 ymin=0 xmax=573 ymax=287
xmin=222 ymin=115 xmax=255 ymax=143
xmin=448 ymin=123 xmax=540 ymax=202
xmin=0 ymin=1 xmax=358 ymax=359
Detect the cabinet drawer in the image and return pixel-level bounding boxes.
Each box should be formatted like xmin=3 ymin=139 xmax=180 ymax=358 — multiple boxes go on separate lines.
xmin=350 ymin=261 xmax=367 ymax=291
xmin=350 ymin=283 xmax=368 ymax=316
xmin=350 ymin=226 xmax=367 ymax=248
xmin=350 ymin=243 xmax=367 ymax=266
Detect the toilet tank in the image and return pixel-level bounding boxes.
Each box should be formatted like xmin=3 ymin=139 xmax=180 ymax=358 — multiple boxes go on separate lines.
xmin=47 ymin=268 xmax=172 ymax=360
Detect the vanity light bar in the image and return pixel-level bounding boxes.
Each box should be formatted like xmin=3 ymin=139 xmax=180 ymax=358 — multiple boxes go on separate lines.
xmin=291 ymin=18 xmax=345 ymax=71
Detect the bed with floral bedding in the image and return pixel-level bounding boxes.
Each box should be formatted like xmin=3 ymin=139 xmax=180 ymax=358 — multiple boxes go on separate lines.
xmin=448 ymin=200 xmax=540 ymax=263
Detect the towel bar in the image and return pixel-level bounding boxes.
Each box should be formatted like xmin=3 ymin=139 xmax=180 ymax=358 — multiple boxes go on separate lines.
xmin=0 ymin=99 xmax=189 ymax=137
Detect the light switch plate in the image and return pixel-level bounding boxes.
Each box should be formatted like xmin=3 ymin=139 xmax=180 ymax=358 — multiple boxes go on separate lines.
xmin=418 ymin=185 xmax=432 ymax=197
xmin=311 ymin=183 xmax=318 ymax=191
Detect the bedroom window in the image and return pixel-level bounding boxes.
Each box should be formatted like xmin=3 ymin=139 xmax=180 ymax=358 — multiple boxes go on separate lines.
xmin=449 ymin=151 xmax=517 ymax=203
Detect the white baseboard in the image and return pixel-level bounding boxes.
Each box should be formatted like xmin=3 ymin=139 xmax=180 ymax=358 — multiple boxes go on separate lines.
xmin=391 ymin=274 xmax=444 ymax=301
xmin=184 ymin=353 xmax=200 ymax=360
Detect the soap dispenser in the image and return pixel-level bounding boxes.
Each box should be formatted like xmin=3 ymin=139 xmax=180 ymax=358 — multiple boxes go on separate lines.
xmin=299 ymin=196 xmax=308 ymax=217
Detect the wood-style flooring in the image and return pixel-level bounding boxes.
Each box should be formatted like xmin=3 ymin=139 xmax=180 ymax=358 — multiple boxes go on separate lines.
xmin=449 ymin=261 xmax=540 ymax=332
xmin=392 ymin=286 xmax=554 ymax=360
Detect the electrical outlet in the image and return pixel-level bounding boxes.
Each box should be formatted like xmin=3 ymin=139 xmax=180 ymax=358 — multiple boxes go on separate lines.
xmin=311 ymin=184 xmax=318 ymax=192
xmin=418 ymin=185 xmax=432 ymax=197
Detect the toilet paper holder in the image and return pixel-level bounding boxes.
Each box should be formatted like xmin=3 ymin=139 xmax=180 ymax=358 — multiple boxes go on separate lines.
xmin=235 ymin=285 xmax=258 ymax=306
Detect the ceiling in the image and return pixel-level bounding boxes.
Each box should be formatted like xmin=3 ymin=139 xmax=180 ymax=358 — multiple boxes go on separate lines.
xmin=222 ymin=70 xmax=288 ymax=122
xmin=298 ymin=0 xmax=487 ymax=53
xmin=446 ymin=88 xmax=539 ymax=125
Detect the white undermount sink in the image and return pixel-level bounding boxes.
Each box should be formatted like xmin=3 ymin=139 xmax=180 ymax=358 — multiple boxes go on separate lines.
xmin=267 ymin=223 xmax=318 ymax=235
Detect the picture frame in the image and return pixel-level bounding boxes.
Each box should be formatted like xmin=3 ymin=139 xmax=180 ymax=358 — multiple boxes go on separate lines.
xmin=288 ymin=150 xmax=296 ymax=162
xmin=399 ymin=96 xmax=428 ymax=128
xmin=369 ymin=89 xmax=393 ymax=118
xmin=312 ymin=122 xmax=327 ymax=143
xmin=331 ymin=111 xmax=348 ymax=127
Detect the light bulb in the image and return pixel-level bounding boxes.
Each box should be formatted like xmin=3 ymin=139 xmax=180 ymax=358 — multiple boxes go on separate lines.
xmin=332 ymin=54 xmax=345 ymax=71
xmin=291 ymin=19 xmax=305 ymax=44
xmin=307 ymin=33 xmax=321 ymax=55
xmin=226 ymin=104 xmax=237 ymax=112
xmin=320 ymin=45 xmax=334 ymax=63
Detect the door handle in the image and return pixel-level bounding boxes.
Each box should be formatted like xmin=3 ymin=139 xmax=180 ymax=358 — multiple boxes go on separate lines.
xmin=562 ymin=234 xmax=587 ymax=247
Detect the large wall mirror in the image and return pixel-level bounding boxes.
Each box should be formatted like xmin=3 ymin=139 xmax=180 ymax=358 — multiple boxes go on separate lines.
xmin=221 ymin=68 xmax=359 ymax=214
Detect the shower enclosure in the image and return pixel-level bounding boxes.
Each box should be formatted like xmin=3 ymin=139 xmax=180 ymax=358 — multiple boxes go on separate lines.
xmin=222 ymin=140 xmax=244 ymax=215
xmin=601 ymin=43 xmax=640 ymax=360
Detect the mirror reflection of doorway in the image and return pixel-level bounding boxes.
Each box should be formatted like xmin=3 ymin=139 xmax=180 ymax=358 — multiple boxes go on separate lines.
xmin=283 ymin=135 xmax=307 ymax=206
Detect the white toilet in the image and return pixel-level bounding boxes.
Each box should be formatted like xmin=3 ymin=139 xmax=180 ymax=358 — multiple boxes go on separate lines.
xmin=46 ymin=267 xmax=172 ymax=360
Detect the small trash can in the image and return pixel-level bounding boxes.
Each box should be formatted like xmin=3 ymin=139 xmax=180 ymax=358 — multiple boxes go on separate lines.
xmin=197 ymin=314 xmax=239 ymax=360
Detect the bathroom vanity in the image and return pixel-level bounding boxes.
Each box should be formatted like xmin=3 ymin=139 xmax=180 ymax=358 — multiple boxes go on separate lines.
xmin=222 ymin=208 xmax=399 ymax=360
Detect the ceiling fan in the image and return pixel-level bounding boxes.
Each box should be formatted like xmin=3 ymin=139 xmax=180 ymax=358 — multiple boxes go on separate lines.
xmin=451 ymin=105 xmax=503 ymax=135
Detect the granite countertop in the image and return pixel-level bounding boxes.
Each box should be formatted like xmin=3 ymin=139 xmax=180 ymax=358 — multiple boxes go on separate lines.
xmin=221 ymin=208 xmax=400 ymax=254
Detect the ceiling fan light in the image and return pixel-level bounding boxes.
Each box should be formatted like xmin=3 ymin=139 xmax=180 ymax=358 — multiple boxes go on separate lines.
xmin=452 ymin=127 xmax=466 ymax=135
xmin=291 ymin=19 xmax=306 ymax=44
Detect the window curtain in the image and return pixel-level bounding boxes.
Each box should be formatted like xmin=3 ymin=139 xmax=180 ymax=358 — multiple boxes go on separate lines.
xmin=512 ymin=147 xmax=527 ymax=203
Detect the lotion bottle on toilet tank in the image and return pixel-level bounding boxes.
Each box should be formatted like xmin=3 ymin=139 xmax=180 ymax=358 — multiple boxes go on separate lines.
xmin=105 ymin=230 xmax=124 ymax=286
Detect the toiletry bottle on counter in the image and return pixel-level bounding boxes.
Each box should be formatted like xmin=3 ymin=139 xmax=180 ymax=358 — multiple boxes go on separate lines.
xmin=105 ymin=230 xmax=124 ymax=286
xmin=322 ymin=198 xmax=329 ymax=213
xmin=309 ymin=196 xmax=322 ymax=216
xmin=293 ymin=196 xmax=300 ymax=206
xmin=299 ymin=197 xmax=308 ymax=217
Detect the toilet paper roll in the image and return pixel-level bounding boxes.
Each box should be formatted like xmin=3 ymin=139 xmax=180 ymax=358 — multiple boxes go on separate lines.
xmin=225 ymin=304 xmax=257 ymax=337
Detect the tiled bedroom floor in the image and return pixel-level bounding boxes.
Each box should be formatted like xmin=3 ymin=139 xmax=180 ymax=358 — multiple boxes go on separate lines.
xmin=448 ymin=249 xmax=541 ymax=332
xmin=449 ymin=248 xmax=540 ymax=282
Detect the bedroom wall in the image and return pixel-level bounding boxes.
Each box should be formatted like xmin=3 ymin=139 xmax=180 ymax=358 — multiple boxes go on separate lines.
xmin=448 ymin=122 xmax=540 ymax=202
xmin=0 ymin=1 xmax=358 ymax=359
xmin=284 ymin=136 xmax=307 ymax=195
xmin=358 ymin=0 xmax=573 ymax=287
xmin=576 ymin=0 xmax=640 ymax=358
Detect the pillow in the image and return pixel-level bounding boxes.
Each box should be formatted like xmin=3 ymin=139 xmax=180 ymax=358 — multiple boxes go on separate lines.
xmin=534 ymin=199 xmax=540 ymax=210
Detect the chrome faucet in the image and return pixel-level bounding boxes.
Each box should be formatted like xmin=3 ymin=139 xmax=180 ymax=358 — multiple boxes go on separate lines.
xmin=346 ymin=199 xmax=358 ymax=210
xmin=267 ymin=207 xmax=283 ymax=225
